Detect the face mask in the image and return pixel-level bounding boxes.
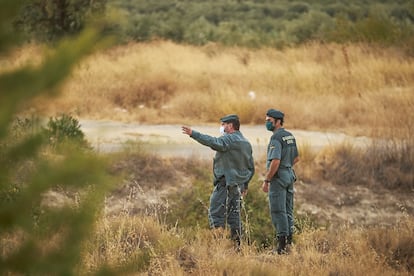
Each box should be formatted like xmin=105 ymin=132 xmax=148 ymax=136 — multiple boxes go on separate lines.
xmin=219 ymin=126 xmax=225 ymax=135
xmin=266 ymin=121 xmax=275 ymax=131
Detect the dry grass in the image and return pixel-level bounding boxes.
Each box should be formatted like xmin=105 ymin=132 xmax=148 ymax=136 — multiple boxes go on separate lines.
xmin=78 ymin=211 xmax=414 ymax=275
xmin=7 ymin=41 xmax=412 ymax=137
xmin=3 ymin=41 xmax=414 ymax=275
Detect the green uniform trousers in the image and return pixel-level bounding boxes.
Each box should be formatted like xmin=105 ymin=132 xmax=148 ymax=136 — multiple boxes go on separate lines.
xmin=268 ymin=168 xmax=295 ymax=237
xmin=208 ymin=177 xmax=242 ymax=233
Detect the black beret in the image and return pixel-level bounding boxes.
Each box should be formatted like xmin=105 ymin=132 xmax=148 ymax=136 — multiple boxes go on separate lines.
xmin=220 ymin=114 xmax=239 ymax=123
xmin=266 ymin=109 xmax=284 ymax=119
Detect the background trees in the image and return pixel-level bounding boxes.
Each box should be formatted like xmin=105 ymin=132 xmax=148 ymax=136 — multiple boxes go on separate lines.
xmin=14 ymin=0 xmax=107 ymax=41
xmin=11 ymin=0 xmax=414 ymax=51
xmin=109 ymin=0 xmax=414 ymax=49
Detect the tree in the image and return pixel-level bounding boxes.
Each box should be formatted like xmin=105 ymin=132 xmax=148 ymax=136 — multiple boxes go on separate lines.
xmin=15 ymin=0 xmax=107 ymax=41
xmin=0 ymin=1 xmax=121 ymax=274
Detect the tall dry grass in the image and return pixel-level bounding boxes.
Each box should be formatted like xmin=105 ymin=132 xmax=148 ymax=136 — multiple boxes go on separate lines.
xmin=3 ymin=41 xmax=413 ymax=274
xmin=78 ymin=208 xmax=414 ymax=275
xmin=7 ymin=41 xmax=412 ymax=137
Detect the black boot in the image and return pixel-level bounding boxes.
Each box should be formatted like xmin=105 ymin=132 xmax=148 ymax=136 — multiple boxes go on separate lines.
xmin=231 ymin=229 xmax=241 ymax=252
xmin=287 ymin=234 xmax=293 ymax=245
xmin=286 ymin=234 xmax=293 ymax=253
xmin=276 ymin=235 xmax=287 ymax=255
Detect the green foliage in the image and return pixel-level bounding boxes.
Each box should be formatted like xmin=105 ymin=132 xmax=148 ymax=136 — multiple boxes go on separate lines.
xmin=285 ymin=10 xmax=334 ymax=44
xmin=0 ymin=0 xmax=26 ymax=52
xmin=14 ymin=0 xmax=107 ymax=42
xmin=242 ymin=179 xmax=274 ymax=248
xmin=44 ymin=113 xmax=89 ymax=149
xmin=0 ymin=1 xmax=124 ymax=275
xmin=184 ymin=17 xmax=217 ymax=46
xmin=107 ymin=0 xmax=414 ymax=49
xmin=167 ymin=169 xmax=317 ymax=249
xmin=0 ymin=116 xmax=40 ymax=149
xmin=166 ymin=165 xmax=212 ymax=229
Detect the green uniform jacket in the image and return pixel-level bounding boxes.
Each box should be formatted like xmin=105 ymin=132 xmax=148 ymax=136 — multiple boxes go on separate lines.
xmin=190 ymin=130 xmax=255 ymax=190
xmin=266 ymin=127 xmax=298 ymax=181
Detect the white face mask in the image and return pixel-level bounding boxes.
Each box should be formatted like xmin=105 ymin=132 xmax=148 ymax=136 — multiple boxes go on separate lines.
xmin=219 ymin=126 xmax=225 ymax=135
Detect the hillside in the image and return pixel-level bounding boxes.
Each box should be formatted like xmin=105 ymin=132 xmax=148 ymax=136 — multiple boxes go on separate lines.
xmin=2 ymin=0 xmax=414 ymax=274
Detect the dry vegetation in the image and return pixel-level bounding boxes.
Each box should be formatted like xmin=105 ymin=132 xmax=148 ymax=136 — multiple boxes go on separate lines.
xmin=78 ymin=211 xmax=414 ymax=275
xmin=73 ymin=147 xmax=412 ymax=275
xmin=2 ymin=41 xmax=414 ymax=275
xmin=5 ymin=41 xmax=412 ymax=138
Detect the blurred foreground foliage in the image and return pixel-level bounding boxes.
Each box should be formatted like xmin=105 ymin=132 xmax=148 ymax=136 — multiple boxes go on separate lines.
xmin=0 ymin=1 xmax=131 ymax=275
xmin=14 ymin=0 xmax=107 ymax=42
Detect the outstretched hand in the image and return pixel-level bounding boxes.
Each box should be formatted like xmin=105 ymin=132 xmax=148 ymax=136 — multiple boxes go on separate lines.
xmin=182 ymin=126 xmax=192 ymax=136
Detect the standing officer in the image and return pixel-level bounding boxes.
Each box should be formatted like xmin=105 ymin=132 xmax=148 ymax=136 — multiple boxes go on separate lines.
xmin=262 ymin=109 xmax=299 ymax=254
xmin=182 ymin=114 xmax=255 ymax=249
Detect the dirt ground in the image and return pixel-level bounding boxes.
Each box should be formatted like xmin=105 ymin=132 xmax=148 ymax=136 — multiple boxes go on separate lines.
xmin=80 ymin=120 xmax=414 ymax=228
xmin=79 ymin=120 xmax=371 ymax=158
xmin=295 ymin=180 xmax=413 ymax=228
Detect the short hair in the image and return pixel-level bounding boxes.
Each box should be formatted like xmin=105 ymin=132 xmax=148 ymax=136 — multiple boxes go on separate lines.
xmin=229 ymin=119 xmax=240 ymax=130
xmin=275 ymin=118 xmax=284 ymax=126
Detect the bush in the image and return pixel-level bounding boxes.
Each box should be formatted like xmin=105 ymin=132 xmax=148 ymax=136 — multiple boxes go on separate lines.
xmin=314 ymin=140 xmax=414 ymax=191
xmin=166 ymin=160 xmax=317 ymax=249
xmin=44 ymin=113 xmax=90 ymax=149
xmin=285 ymin=10 xmax=333 ymax=44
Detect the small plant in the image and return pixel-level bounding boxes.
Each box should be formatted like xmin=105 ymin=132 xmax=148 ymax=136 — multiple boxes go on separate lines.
xmin=44 ymin=113 xmax=89 ymax=149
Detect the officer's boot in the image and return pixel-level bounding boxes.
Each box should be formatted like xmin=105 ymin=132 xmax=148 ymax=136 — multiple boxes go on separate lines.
xmin=287 ymin=234 xmax=293 ymax=245
xmin=230 ymin=229 xmax=241 ymax=252
xmin=286 ymin=234 xmax=293 ymax=253
xmin=276 ymin=235 xmax=287 ymax=255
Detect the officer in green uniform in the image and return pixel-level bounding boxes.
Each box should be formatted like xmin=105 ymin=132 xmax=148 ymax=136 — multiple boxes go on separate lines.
xmin=182 ymin=114 xmax=255 ymax=248
xmin=262 ymin=109 xmax=299 ymax=254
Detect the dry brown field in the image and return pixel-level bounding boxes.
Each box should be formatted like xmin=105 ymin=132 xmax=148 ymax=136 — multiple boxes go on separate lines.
xmin=4 ymin=40 xmax=412 ymax=139
xmin=2 ymin=41 xmax=413 ymax=275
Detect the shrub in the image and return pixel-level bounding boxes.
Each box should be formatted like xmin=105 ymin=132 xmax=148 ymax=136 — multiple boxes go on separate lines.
xmin=44 ymin=113 xmax=90 ymax=149
xmin=166 ymin=159 xmax=317 ymax=249
xmin=366 ymin=217 xmax=414 ymax=273
xmin=315 ymin=140 xmax=414 ymax=191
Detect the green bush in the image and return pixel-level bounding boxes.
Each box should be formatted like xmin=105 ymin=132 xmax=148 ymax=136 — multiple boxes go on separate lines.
xmin=285 ymin=10 xmax=333 ymax=44
xmin=167 ymin=166 xmax=317 ymax=249
xmin=0 ymin=2 xmax=128 ymax=275
xmin=184 ymin=17 xmax=217 ymax=45
xmin=44 ymin=113 xmax=89 ymax=149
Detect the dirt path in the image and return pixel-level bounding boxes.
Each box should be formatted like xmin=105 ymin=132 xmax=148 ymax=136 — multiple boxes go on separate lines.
xmin=80 ymin=120 xmax=371 ymax=159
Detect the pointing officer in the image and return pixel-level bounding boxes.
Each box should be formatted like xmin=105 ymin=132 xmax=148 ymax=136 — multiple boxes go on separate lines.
xmin=182 ymin=114 xmax=255 ymax=249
